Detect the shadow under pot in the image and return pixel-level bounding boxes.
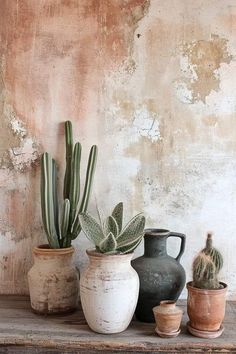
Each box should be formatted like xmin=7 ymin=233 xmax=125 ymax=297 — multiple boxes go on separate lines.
xmin=132 ymin=229 xmax=186 ymax=322
xmin=28 ymin=245 xmax=79 ymax=314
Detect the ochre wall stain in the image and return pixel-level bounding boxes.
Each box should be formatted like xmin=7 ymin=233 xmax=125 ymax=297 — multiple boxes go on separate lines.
xmin=182 ymin=35 xmax=232 ymax=103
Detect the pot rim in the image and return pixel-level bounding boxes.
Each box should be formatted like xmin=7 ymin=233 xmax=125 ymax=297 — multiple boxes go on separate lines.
xmin=159 ymin=300 xmax=176 ymax=306
xmin=187 ymin=281 xmax=228 ymax=294
xmin=145 ymin=228 xmax=170 ymax=236
xmin=152 ymin=301 xmax=176 ymax=313
xmin=33 ymin=244 xmax=74 ymax=255
xmin=86 ymin=249 xmax=134 ymax=260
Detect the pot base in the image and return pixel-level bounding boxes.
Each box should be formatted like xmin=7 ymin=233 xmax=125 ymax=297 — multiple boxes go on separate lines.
xmin=155 ymin=327 xmax=181 ymax=338
xmin=187 ymin=322 xmax=224 ymax=338
xmin=32 ymin=307 xmax=77 ymax=316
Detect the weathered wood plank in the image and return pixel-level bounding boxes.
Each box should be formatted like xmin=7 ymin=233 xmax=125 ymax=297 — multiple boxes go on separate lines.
xmin=0 ymin=297 xmax=234 ymax=353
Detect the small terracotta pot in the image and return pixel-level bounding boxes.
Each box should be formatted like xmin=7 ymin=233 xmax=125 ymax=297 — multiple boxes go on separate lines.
xmin=28 ymin=245 xmax=79 ymax=314
xmin=153 ymin=300 xmax=183 ymax=337
xmin=187 ymin=281 xmax=227 ymax=332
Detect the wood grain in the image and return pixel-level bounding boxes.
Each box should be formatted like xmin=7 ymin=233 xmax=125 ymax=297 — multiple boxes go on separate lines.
xmin=0 ymin=297 xmax=235 ymax=353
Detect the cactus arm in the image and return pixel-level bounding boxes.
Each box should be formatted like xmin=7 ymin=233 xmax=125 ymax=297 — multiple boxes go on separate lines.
xmin=47 ymin=154 xmax=60 ymax=248
xmin=60 ymin=199 xmax=70 ymax=241
xmin=40 ymin=154 xmax=48 ymax=240
xmin=52 ymin=158 xmax=59 ymax=239
xmin=69 ymin=142 xmax=81 ymax=225
xmin=71 ymin=145 xmax=98 ymax=239
xmin=47 ymin=155 xmax=58 ymax=247
xmin=63 ymin=121 xmax=73 ymax=199
xmin=41 ymin=153 xmax=60 ymax=248
xmin=79 ymin=145 xmax=98 ymax=213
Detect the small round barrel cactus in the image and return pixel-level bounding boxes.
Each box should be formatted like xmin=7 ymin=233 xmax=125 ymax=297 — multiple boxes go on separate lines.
xmin=192 ymin=233 xmax=223 ymax=289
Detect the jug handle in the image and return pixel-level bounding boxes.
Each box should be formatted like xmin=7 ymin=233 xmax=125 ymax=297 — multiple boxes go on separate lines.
xmin=168 ymin=232 xmax=186 ymax=262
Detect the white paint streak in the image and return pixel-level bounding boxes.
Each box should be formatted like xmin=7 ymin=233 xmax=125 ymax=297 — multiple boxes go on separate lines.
xmin=175 ymin=82 xmax=193 ymax=104
xmin=9 ymin=118 xmax=27 ymax=138
xmin=3 ymin=105 xmax=40 ymax=171
xmin=9 ymin=137 xmax=39 ymax=171
xmin=133 ymin=107 xmax=162 ymax=142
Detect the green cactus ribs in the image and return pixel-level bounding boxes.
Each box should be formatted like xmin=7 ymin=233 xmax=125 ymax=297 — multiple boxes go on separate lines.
xmin=192 ymin=233 xmax=223 ymax=290
xmin=41 ymin=121 xmax=98 ymax=248
xmin=79 ymin=202 xmax=145 ymax=254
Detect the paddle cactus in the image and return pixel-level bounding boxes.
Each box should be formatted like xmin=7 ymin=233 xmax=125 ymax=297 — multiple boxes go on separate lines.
xmin=192 ymin=233 xmax=223 ymax=289
xmin=79 ymin=202 xmax=145 ymax=254
xmin=41 ymin=121 xmax=98 ymax=248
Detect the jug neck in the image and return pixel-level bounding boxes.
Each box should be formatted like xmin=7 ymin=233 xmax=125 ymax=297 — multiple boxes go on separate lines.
xmin=144 ymin=230 xmax=169 ymax=257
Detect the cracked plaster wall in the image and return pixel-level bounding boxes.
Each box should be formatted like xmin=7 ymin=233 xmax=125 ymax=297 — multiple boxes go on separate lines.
xmin=0 ymin=0 xmax=236 ymax=298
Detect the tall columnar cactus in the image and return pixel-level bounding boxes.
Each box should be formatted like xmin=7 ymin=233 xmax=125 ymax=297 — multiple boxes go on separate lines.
xmin=192 ymin=233 xmax=223 ymax=289
xmin=79 ymin=202 xmax=145 ymax=254
xmin=41 ymin=121 xmax=98 ymax=248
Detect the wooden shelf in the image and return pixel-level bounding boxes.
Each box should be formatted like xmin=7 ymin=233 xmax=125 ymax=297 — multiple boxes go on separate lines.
xmin=0 ymin=296 xmax=235 ymax=353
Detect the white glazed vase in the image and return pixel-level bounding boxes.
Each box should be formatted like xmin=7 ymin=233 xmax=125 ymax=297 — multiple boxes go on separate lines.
xmin=80 ymin=250 xmax=139 ymax=334
xmin=28 ymin=245 xmax=79 ymax=314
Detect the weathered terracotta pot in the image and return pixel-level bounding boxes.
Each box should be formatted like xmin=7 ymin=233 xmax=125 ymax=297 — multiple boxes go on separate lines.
xmin=187 ymin=282 xmax=227 ymax=333
xmin=80 ymin=250 xmax=139 ymax=334
xmin=28 ymin=245 xmax=79 ymax=314
xmin=153 ymin=300 xmax=183 ymax=338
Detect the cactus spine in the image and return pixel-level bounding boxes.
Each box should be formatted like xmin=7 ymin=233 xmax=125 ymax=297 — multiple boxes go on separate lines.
xmin=41 ymin=121 xmax=98 ymax=248
xmin=192 ymin=233 xmax=223 ymax=289
xmin=79 ymin=202 xmax=145 ymax=254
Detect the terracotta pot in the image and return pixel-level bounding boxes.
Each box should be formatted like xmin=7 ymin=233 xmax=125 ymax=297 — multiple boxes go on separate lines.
xmin=187 ymin=281 xmax=227 ymax=332
xmin=28 ymin=245 xmax=79 ymax=314
xmin=80 ymin=250 xmax=139 ymax=334
xmin=153 ymin=301 xmax=183 ymax=337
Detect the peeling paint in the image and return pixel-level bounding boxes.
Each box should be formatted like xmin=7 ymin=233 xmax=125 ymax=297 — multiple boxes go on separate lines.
xmin=0 ymin=105 xmax=40 ymax=172
xmin=8 ymin=137 xmax=39 ymax=172
xmin=133 ymin=107 xmax=162 ymax=142
xmin=178 ymin=35 xmax=233 ymax=103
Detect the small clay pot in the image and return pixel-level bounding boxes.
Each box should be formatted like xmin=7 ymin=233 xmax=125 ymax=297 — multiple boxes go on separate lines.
xmin=28 ymin=245 xmax=79 ymax=314
xmin=187 ymin=281 xmax=227 ymax=336
xmin=153 ymin=300 xmax=183 ymax=337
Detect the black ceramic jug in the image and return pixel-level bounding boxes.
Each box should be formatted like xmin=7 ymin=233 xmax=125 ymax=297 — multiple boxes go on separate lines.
xmin=132 ymin=229 xmax=186 ymax=323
